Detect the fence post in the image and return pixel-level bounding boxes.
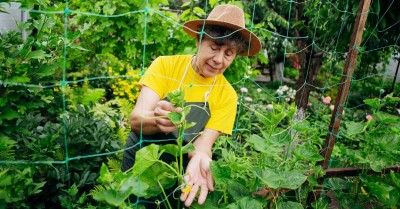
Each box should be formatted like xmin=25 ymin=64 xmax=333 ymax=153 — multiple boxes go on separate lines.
xmin=307 ymin=0 xmax=372 ymax=204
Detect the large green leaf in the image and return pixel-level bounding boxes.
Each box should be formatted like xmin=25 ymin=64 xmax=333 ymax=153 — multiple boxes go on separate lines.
xmin=132 ymin=144 xmax=160 ymax=176
xmin=345 ymin=121 xmax=364 ymax=136
xmin=252 ymin=168 xmax=307 ymax=190
xmin=367 ymin=182 xmax=399 ymax=207
xmin=246 ymin=134 xmax=267 ymax=153
xmin=6 ymin=76 xmax=30 ymax=83
xmin=27 ymin=50 xmax=51 ymax=59
xmin=210 ymin=161 xmax=232 ymax=185
xmin=364 ymin=98 xmax=381 ymax=109
xmin=226 ymin=197 xmax=263 ymax=209
xmin=137 ymin=161 xmax=176 ymax=198
xmin=391 ymin=171 xmax=400 ymax=188
xmin=0 ymin=109 xmax=21 ymax=121
xmin=277 ymin=201 xmax=304 ymax=209
xmin=375 ymin=111 xmax=399 ymax=124
xmin=293 ymin=145 xmax=324 ymax=162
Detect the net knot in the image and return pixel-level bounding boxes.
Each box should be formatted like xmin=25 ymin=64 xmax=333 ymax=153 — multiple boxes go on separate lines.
xmin=64 ymin=8 xmax=70 ymax=15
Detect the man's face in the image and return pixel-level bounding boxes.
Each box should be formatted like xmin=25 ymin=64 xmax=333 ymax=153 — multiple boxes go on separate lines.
xmin=194 ymin=38 xmax=237 ymax=78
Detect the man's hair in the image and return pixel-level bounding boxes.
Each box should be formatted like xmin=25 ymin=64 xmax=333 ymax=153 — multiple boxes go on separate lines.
xmin=197 ymin=25 xmax=248 ymax=54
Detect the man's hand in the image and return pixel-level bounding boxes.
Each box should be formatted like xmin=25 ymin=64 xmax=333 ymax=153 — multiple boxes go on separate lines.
xmin=153 ymin=100 xmax=182 ymax=133
xmin=180 ymin=151 xmax=214 ymax=207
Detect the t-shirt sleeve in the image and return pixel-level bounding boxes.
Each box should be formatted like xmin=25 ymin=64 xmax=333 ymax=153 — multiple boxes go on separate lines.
xmin=205 ymin=87 xmax=238 ymax=135
xmin=139 ymin=57 xmax=167 ymax=99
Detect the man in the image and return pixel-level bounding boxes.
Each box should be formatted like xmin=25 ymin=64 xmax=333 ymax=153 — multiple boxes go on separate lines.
xmin=121 ymin=4 xmax=261 ymax=207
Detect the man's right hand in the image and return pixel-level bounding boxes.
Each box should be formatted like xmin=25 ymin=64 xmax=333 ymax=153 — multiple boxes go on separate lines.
xmin=154 ymin=100 xmax=182 ymax=133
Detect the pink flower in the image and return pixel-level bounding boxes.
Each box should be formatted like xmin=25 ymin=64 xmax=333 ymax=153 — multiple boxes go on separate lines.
xmin=240 ymin=87 xmax=248 ymax=93
xmin=322 ymin=96 xmax=331 ymax=105
xmin=266 ymin=104 xmax=274 ymax=110
xmin=307 ymin=102 xmax=312 ymax=107
xmin=366 ymin=114 xmax=372 ymax=121
xmin=244 ymin=97 xmax=252 ymax=102
xmin=329 ymin=105 xmax=335 ymax=111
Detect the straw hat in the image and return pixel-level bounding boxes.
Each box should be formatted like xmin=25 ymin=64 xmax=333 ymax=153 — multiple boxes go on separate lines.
xmin=183 ymin=4 xmax=261 ymax=56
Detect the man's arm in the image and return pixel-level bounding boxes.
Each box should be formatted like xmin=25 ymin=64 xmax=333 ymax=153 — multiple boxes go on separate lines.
xmin=130 ymin=85 xmax=181 ymax=135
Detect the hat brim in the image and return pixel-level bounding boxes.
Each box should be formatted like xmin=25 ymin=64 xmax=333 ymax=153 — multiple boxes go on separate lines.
xmin=183 ymin=20 xmax=261 ymax=56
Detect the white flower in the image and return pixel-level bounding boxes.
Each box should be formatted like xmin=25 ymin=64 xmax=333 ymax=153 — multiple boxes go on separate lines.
xmin=276 ymin=89 xmax=283 ymax=95
xmin=329 ymin=105 xmax=335 ymax=111
xmin=240 ymin=87 xmax=248 ymax=93
xmin=266 ymin=104 xmax=274 ymax=110
xmin=281 ymin=85 xmax=289 ymax=92
xmin=257 ymin=88 xmax=262 ymax=93
xmin=244 ymin=97 xmax=253 ymax=102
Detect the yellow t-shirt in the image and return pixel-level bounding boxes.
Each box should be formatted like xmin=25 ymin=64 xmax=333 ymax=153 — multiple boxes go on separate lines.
xmin=139 ymin=55 xmax=238 ymax=135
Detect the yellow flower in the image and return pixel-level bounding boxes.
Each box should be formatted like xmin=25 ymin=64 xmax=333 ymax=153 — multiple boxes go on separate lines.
xmin=361 ymin=187 xmax=368 ymax=196
xmin=182 ymin=185 xmax=192 ymax=196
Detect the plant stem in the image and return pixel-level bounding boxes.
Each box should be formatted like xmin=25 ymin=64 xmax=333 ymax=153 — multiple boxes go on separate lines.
xmin=158 ymin=180 xmax=172 ymax=209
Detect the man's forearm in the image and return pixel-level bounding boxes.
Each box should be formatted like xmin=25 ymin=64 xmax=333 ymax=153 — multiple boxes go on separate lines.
xmin=190 ymin=129 xmax=220 ymax=158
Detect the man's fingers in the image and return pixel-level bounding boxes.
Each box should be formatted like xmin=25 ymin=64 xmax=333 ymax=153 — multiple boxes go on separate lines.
xmin=158 ymin=100 xmax=175 ymax=111
xmin=198 ymin=184 xmax=209 ymax=205
xmin=185 ymin=185 xmax=199 ymax=207
xmin=206 ymin=171 xmax=214 ymax=191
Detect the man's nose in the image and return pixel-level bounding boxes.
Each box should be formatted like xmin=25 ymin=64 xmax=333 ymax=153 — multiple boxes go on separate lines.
xmin=212 ymin=51 xmax=223 ymax=64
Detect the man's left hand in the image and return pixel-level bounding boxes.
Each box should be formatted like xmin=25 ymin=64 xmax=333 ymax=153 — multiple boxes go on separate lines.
xmin=180 ymin=151 xmax=214 ymax=207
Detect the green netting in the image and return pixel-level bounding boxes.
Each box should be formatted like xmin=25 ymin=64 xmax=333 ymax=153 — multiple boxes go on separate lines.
xmin=1 ymin=0 xmax=399 ymax=208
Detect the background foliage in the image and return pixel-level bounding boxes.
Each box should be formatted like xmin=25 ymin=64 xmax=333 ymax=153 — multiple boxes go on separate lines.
xmin=1 ymin=0 xmax=399 ymax=208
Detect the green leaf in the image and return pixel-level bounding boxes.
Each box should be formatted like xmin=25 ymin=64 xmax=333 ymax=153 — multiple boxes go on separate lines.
xmin=181 ymin=142 xmax=195 ymax=154
xmin=103 ymin=3 xmax=116 ymax=15
xmin=37 ymin=63 xmax=58 ymax=77
xmin=193 ymin=7 xmax=206 ymax=17
xmin=375 ymin=111 xmax=399 ymax=124
xmin=167 ymin=112 xmax=182 ymax=125
xmin=167 ymin=89 xmax=185 ymax=107
xmin=252 ymin=168 xmax=307 ymax=190
xmin=92 ymin=189 xmax=128 ymax=207
xmin=293 ymin=120 xmax=312 ymax=132
xmin=97 ymin=164 xmax=113 ymax=184
xmin=132 ymin=144 xmax=160 ymax=176
xmin=0 ymin=109 xmax=21 ymax=121
xmin=0 ymin=97 xmax=8 ymax=107
xmin=227 ymin=180 xmax=249 ymax=200
xmin=160 ymin=144 xmax=178 ymax=156
xmin=246 ymin=134 xmax=268 ymax=153
xmin=119 ymin=173 xmax=149 ymax=197
xmin=209 ymin=0 xmax=218 ymax=8
xmin=227 ymin=197 xmax=263 ymax=209
xmin=390 ymin=171 xmax=400 ymax=188
xmin=27 ymin=50 xmax=51 ymax=59
xmin=210 ymin=161 xmax=232 ymax=185
xmin=137 ymin=162 xmax=175 ymax=198
xmin=364 ymin=98 xmax=381 ymax=109
xmin=293 ymin=145 xmax=324 ymax=162
xmin=6 ymin=76 xmax=30 ymax=83
xmin=345 ymin=121 xmax=364 ymax=136
xmin=278 ymin=201 xmax=304 ymax=209
xmin=367 ymin=182 xmax=399 ymax=207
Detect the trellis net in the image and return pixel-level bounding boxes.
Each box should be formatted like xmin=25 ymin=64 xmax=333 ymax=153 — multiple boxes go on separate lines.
xmin=1 ymin=0 xmax=399 ymax=208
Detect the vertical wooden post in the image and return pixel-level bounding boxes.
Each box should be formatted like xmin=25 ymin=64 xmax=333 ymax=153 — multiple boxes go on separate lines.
xmin=320 ymin=0 xmax=371 ymax=171
xmin=307 ymin=0 xmax=372 ymax=204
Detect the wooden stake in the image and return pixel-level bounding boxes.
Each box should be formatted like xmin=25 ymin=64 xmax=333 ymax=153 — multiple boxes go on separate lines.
xmin=307 ymin=0 xmax=372 ymax=205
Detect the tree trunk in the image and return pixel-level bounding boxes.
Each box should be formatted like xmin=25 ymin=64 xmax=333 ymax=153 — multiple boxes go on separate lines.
xmin=293 ymin=1 xmax=323 ymax=119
